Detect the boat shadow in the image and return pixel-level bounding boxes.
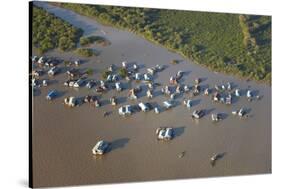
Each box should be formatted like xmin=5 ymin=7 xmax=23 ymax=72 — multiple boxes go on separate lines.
xmin=211 ymin=112 xmax=228 ymax=125
xmin=245 ymin=108 xmax=253 ymax=117
xmin=240 ymin=88 xmax=248 ymax=96
xmin=179 ymin=71 xmax=191 ymax=83
xmin=48 ymin=79 xmax=59 ymax=85
xmin=153 ymin=90 xmax=163 ymax=98
xmin=147 ymin=101 xmax=163 ymax=113
xmin=120 ymin=81 xmax=131 ymax=91
xmin=162 ymin=64 xmax=169 ymax=70
xmin=220 ymin=113 xmax=229 ymax=120
xmin=76 ymin=96 xmax=86 ymax=106
xmin=173 ymin=126 xmax=185 ymax=138
xmin=135 ymin=84 xmax=148 ymax=99
xmin=172 ymin=100 xmax=182 ymax=108
xmin=56 ymin=90 xmax=67 ymax=99
xmin=252 ymin=89 xmax=260 ymax=97
xmin=191 ymin=99 xmax=201 ymax=107
xmin=116 ymin=96 xmax=128 ymax=105
xmin=109 ymin=138 xmax=130 ymax=152
xmin=137 ymin=64 xmax=146 ymax=70
xmin=200 ymin=83 xmax=210 ymax=91
xmin=229 ymin=82 xmax=238 ymax=89
xmin=199 ymin=77 xmax=208 ymax=83
xmin=240 ymin=88 xmax=259 ymax=97
xmin=100 ymin=98 xmax=110 ymax=106
xmin=204 ymin=108 xmax=215 ymax=116
xmin=33 ymin=88 xmax=41 ymax=96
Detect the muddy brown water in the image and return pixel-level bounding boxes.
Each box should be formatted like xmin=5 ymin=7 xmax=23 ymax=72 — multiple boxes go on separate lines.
xmin=32 ymin=2 xmax=271 ymax=187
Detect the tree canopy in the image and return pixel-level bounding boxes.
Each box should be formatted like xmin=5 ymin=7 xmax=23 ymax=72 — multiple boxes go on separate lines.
xmin=32 ymin=5 xmax=83 ymax=53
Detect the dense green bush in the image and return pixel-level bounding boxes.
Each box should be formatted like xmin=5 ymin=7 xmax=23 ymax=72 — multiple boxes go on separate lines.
xmin=80 ymin=35 xmax=109 ymax=46
xmin=76 ymin=48 xmax=94 ymax=57
xmin=58 ymin=36 xmax=75 ymax=51
xmin=32 ymin=5 xmax=83 ymax=53
xmin=102 ymin=70 xmax=111 ymax=79
xmin=80 ymin=36 xmax=92 ymax=46
xmin=118 ymin=68 xmax=128 ymax=78
xmin=85 ymin=68 xmax=94 ymax=75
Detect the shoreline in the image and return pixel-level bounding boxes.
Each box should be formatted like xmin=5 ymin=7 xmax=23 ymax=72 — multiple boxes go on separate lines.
xmin=50 ymin=2 xmax=271 ymax=85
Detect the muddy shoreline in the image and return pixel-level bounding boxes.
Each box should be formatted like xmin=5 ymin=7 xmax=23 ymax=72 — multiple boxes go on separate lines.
xmin=32 ymin=2 xmax=271 ymax=187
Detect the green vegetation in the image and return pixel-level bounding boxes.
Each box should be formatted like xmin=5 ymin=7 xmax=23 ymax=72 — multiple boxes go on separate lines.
xmin=32 ymin=5 xmax=83 ymax=53
xmin=76 ymin=48 xmax=94 ymax=57
xmin=63 ymin=60 xmax=71 ymax=67
xmin=85 ymin=68 xmax=94 ymax=75
xmin=80 ymin=36 xmax=93 ymax=46
xmin=53 ymin=2 xmax=271 ymax=83
xmin=118 ymin=68 xmax=128 ymax=78
xmin=102 ymin=70 xmax=111 ymax=79
xmin=80 ymin=35 xmax=110 ymax=46
xmin=170 ymin=59 xmax=179 ymax=65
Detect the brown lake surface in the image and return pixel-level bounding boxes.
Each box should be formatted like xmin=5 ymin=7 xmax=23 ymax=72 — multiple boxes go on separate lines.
xmin=32 ymin=2 xmax=271 ymax=187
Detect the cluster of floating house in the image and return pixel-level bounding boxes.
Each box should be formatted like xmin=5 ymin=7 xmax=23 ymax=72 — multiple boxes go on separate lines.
xmin=33 ymin=54 xmax=259 ymax=118
xmin=32 ymin=55 xmax=261 ymax=160
xmin=31 ymin=56 xmax=61 ymax=88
